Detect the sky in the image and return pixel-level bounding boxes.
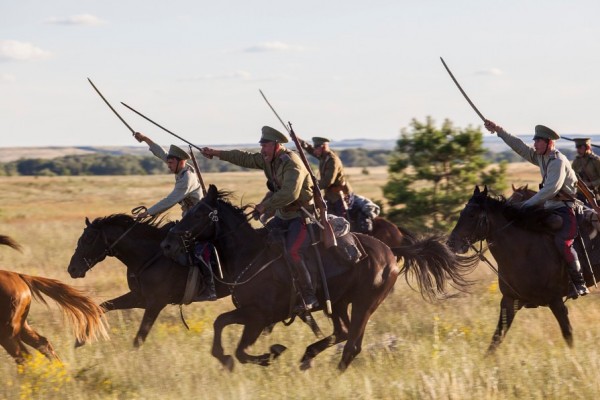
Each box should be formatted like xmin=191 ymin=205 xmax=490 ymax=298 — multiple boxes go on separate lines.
xmin=2 ymin=0 xmax=600 ymax=147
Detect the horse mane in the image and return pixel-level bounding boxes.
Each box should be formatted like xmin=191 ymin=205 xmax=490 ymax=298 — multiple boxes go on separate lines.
xmin=92 ymin=214 xmax=174 ymax=239
xmin=476 ymin=191 xmax=555 ymax=232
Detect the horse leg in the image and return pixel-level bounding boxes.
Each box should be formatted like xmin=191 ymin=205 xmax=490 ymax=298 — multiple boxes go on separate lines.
xmin=548 ymin=297 xmax=573 ymax=347
xmin=300 ymin=301 xmax=350 ymax=370
xmin=0 ymin=335 xmax=29 ymax=365
xmin=339 ymin=301 xmax=375 ymax=371
xmin=133 ymin=304 xmax=166 ymax=348
xmin=486 ymin=296 xmax=522 ymax=355
xmin=212 ymin=308 xmax=284 ymax=372
xmin=20 ymin=322 xmax=60 ymax=362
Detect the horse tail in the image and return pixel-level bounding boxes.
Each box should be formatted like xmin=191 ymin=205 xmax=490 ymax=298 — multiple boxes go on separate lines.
xmin=18 ymin=274 xmax=109 ymax=343
xmin=0 ymin=235 xmax=22 ymax=251
xmin=391 ymin=234 xmax=479 ymax=301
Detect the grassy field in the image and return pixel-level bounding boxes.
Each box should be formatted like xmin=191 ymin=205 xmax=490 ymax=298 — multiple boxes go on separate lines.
xmin=1 ymin=163 xmax=600 ymax=399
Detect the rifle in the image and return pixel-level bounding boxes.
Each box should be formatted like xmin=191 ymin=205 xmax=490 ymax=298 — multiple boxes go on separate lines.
xmin=188 ymin=145 xmax=207 ymax=196
xmin=576 ymin=174 xmax=600 ymax=214
xmin=87 ymin=78 xmax=136 ymax=135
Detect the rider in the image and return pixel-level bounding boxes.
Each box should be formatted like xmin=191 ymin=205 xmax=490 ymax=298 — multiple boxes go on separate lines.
xmin=347 ymin=193 xmax=381 ymax=234
xmin=200 ymin=126 xmax=319 ymax=313
xmin=297 ymin=136 xmax=352 ymax=218
xmin=484 ymin=120 xmax=589 ymax=299
xmin=134 ymin=132 xmax=216 ymax=301
xmin=571 ymin=138 xmax=600 ymax=204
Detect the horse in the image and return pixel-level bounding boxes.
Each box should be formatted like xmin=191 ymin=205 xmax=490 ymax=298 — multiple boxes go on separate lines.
xmin=448 ymin=186 xmax=598 ymax=354
xmin=161 ymin=184 xmax=477 ymax=371
xmin=67 ymin=215 xmax=241 ymax=347
xmin=369 ymin=216 xmax=415 ymax=247
xmin=0 ymin=235 xmax=108 ymax=365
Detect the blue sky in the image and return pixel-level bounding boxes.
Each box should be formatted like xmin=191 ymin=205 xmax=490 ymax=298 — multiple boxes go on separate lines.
xmin=2 ymin=1 xmax=600 ymax=147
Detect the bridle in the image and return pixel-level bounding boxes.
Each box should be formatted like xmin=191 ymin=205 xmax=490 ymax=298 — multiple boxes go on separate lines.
xmin=82 ymin=220 xmax=140 ymax=271
xmin=171 ymin=201 xmax=220 ymax=255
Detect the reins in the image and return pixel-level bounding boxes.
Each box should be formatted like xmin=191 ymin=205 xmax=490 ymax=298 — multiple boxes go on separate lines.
xmin=84 ymin=206 xmax=148 ymax=271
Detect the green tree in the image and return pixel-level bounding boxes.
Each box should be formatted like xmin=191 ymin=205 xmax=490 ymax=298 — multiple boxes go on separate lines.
xmin=383 ymin=116 xmax=507 ymax=231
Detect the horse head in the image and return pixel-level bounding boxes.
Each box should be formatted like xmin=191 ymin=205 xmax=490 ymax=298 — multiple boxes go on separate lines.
xmin=507 ymin=184 xmax=536 ymax=204
xmin=448 ymin=185 xmax=490 ymax=254
xmin=161 ymin=184 xmax=220 ymax=260
xmin=68 ymin=217 xmax=112 ymax=278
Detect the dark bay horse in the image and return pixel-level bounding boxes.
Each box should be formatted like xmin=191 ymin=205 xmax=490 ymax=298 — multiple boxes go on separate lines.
xmin=67 ymin=215 xmax=234 ymax=347
xmin=1 ymin=235 xmax=108 ymax=365
xmin=448 ymin=186 xmax=597 ymax=354
xmin=161 ymin=184 xmax=477 ymax=371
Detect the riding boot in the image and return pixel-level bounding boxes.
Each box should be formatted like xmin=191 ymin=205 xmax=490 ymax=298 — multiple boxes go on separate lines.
xmin=195 ymin=261 xmax=217 ymax=301
xmin=566 ymin=259 xmax=590 ymax=299
xmin=292 ymin=259 xmax=319 ymax=313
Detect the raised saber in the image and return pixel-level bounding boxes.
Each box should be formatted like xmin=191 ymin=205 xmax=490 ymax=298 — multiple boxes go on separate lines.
xmin=440 ymin=57 xmax=486 ymax=122
xmin=121 ymin=102 xmax=203 ymax=152
xmin=87 ymin=78 xmax=136 ymax=135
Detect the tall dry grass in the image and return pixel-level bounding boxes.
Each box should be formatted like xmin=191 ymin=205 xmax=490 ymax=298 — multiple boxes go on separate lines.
xmin=1 ymin=164 xmax=600 ymax=399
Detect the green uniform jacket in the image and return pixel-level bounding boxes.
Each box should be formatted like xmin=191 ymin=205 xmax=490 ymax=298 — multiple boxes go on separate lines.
xmin=299 ymin=140 xmax=352 ymax=202
xmin=218 ymin=148 xmax=313 ymax=220
xmin=572 ymin=153 xmax=600 ymax=190
xmin=497 ymin=130 xmax=577 ymax=209
xmin=147 ymin=142 xmax=203 ymax=217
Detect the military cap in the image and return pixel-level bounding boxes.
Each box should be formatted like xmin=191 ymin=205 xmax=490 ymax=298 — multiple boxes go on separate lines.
xmin=259 ymin=126 xmax=288 ymax=144
xmin=533 ymin=125 xmax=560 ymax=140
xmin=574 ymin=138 xmax=591 ymax=147
xmin=167 ymin=145 xmax=190 ymax=160
xmin=312 ymin=137 xmax=330 ymax=146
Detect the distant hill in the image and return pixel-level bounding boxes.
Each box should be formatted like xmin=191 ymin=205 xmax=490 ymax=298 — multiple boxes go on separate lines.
xmin=0 ymin=139 xmax=398 ymax=163
xmin=1 ymin=134 xmax=598 ymax=163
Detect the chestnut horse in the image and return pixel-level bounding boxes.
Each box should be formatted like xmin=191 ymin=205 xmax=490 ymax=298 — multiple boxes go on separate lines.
xmin=0 ymin=235 xmax=108 ymax=365
xmin=161 ymin=185 xmax=477 ymax=371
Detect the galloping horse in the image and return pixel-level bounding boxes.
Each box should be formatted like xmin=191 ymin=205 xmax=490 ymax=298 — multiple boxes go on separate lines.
xmin=67 ymin=215 xmax=236 ymax=347
xmin=161 ymin=185 xmax=477 ymax=371
xmin=448 ymin=186 xmax=597 ymax=354
xmin=0 ymin=235 xmax=108 ymax=365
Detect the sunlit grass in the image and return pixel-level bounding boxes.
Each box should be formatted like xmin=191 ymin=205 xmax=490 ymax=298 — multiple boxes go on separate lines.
xmin=2 ymin=164 xmax=600 ymax=399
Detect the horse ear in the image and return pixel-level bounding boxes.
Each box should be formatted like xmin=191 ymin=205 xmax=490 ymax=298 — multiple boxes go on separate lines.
xmin=474 ymin=186 xmax=480 ymax=195
xmin=206 ymin=185 xmax=218 ymax=206
xmin=512 ymin=183 xmax=516 ymax=191
xmin=483 ymin=185 xmax=489 ymax=195
xmin=85 ymin=217 xmax=91 ymax=227
xmin=524 ymin=184 xmax=528 ymax=190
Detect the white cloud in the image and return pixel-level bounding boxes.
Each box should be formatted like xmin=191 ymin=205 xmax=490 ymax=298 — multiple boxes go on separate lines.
xmin=45 ymin=14 xmax=106 ymax=26
xmin=0 ymin=40 xmax=51 ymax=62
xmin=474 ymin=68 xmax=503 ymax=76
xmin=243 ymin=41 xmax=304 ymax=53
xmin=0 ymin=73 xmax=16 ymax=82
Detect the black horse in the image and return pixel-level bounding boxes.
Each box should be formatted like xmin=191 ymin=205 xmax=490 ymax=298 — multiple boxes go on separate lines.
xmin=67 ymin=214 xmax=231 ymax=347
xmin=448 ymin=186 xmax=597 ymax=354
xmin=161 ymin=184 xmax=476 ymax=371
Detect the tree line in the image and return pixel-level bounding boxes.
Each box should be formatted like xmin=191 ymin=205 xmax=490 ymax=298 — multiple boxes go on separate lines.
xmin=0 ymin=148 xmax=391 ymax=176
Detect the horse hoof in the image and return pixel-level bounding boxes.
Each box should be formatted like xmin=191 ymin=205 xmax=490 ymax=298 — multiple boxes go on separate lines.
xmin=74 ymin=339 xmax=86 ymax=348
xmin=300 ymin=358 xmax=313 ymax=371
xmin=338 ymin=360 xmax=348 ymax=372
xmin=270 ymin=344 xmax=287 ymax=359
xmin=222 ymin=355 xmax=234 ymax=372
